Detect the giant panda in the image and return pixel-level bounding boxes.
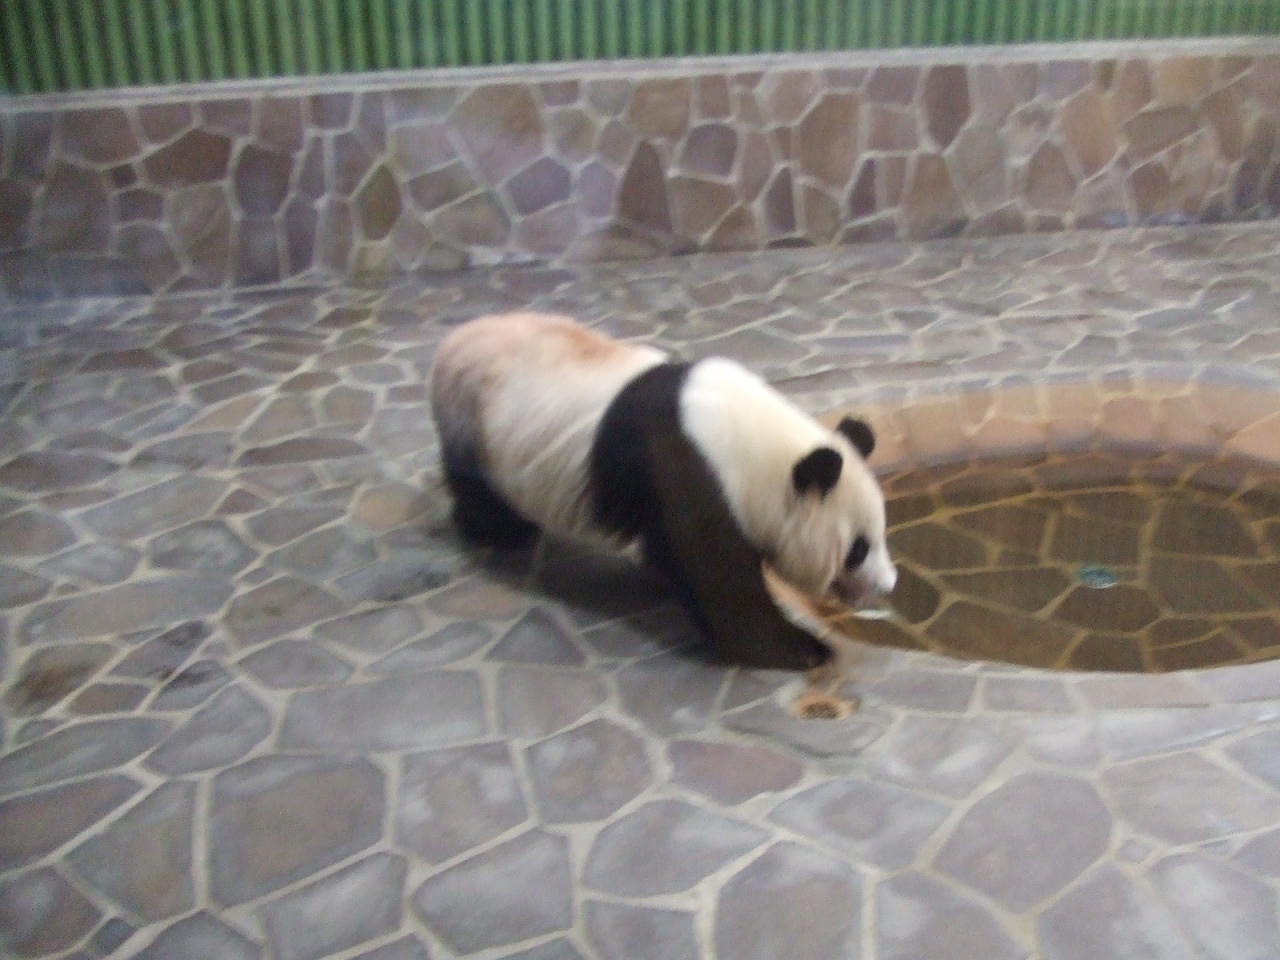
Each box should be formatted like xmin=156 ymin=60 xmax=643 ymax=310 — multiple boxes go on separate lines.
xmin=429 ymin=311 xmax=897 ymax=670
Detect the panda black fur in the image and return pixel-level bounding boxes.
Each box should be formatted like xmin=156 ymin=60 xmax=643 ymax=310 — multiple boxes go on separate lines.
xmin=430 ymin=312 xmax=897 ymax=670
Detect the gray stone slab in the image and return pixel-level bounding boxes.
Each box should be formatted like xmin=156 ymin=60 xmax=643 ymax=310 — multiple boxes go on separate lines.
xmin=370 ymin=620 xmax=493 ymax=672
xmin=770 ymin=778 xmax=952 ymax=870
xmin=151 ymin=520 xmax=256 ymax=575
xmin=870 ymin=715 xmax=1013 ymax=798
xmin=870 ymin=669 xmax=978 ymax=712
xmin=146 ymin=685 xmax=272 ymax=775
xmin=487 ymin=607 xmax=586 ymax=666
xmin=526 ymin=718 xmax=652 ymax=823
xmin=81 ymin=475 xmax=224 ymax=539
xmin=669 ymin=739 xmax=804 ymax=805
xmin=210 ymin=755 xmax=384 ymax=906
xmin=723 ymin=699 xmax=889 ymax=758
xmin=0 ymin=775 xmax=140 ymax=871
xmin=315 ymin=604 xmax=423 ymax=655
xmin=336 ymin=550 xmax=461 ymax=602
xmin=935 ymin=772 xmax=1111 ymax=912
xmin=503 ymin=940 xmax=586 ymax=960
xmin=878 ymin=870 xmax=1027 ymax=960
xmin=350 ymin=937 xmax=431 ymax=960
xmin=498 ymin=665 xmax=608 ymax=738
xmin=1102 ymin=752 xmax=1280 ymax=845
xmin=134 ymin=912 xmax=262 ymax=960
xmin=239 ymin=637 xmax=353 ymax=688
xmin=111 ymin=620 xmax=210 ymax=679
xmin=1151 ymin=852 xmax=1280 ymax=960
xmin=585 ymin=799 xmax=769 ymax=896
xmin=1224 ymin=727 xmax=1280 ymax=790
xmin=412 ymin=829 xmax=573 ymax=954
xmin=151 ymin=658 xmax=232 ymax=710
xmin=280 ymin=670 xmax=486 ymax=751
xmin=0 ymin=717 xmax=169 ymax=797
xmin=0 ymin=866 xmax=101 ymax=958
xmin=1038 ymin=865 xmax=1197 ymax=960
xmin=67 ymin=781 xmax=195 ymax=922
xmin=586 ymin=901 xmax=699 ymax=960
xmin=616 ymin=651 xmax=728 ymax=736
xmin=715 ymin=842 xmax=862 ymax=960
xmin=226 ymin=577 xmax=345 ymax=648
xmin=19 ymin=575 xmax=233 ymax=644
xmin=260 ymin=852 xmax=407 ymax=960
xmin=396 ymin=742 xmax=528 ymax=864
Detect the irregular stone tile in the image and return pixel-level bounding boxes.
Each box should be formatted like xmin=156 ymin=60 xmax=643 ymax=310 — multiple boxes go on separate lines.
xmin=498 ymin=665 xmax=608 ymax=738
xmin=68 ymin=681 xmax=149 ymax=714
xmin=669 ymin=739 xmax=804 ymax=804
xmin=0 ymin=866 xmax=101 ymax=958
xmin=580 ymin=606 xmax=697 ymax=660
xmin=526 ymin=718 xmax=651 ymax=823
xmin=280 ymin=670 xmax=485 ymax=751
xmin=869 ymin=670 xmax=977 ymax=712
xmin=935 ymin=772 xmax=1111 ymax=911
xmin=1099 ymin=705 xmax=1278 ymax=761
xmin=722 ymin=699 xmax=888 ymax=758
xmin=1223 ymin=727 xmax=1280 ymax=790
xmin=616 ymin=651 xmax=727 ymax=736
xmin=143 ymin=129 xmax=233 ymax=187
xmin=618 ymin=142 xmax=672 ymax=234
xmin=486 ymin=607 xmax=585 ymax=666
xmin=1102 ymin=752 xmax=1280 ymax=844
xmin=715 ymin=841 xmax=862 ymax=960
xmin=0 ymin=509 xmax=75 ymax=556
xmin=586 ymin=901 xmax=698 ymax=960
xmin=503 ymin=940 xmax=586 ymax=960
xmin=455 ymin=84 xmax=545 ymax=183
xmin=210 ymin=755 xmax=384 ymax=906
xmin=239 ymin=638 xmax=352 ymax=688
xmin=81 ymin=475 xmax=224 ymax=539
xmin=91 ymin=916 xmax=136 ymax=955
xmin=350 ymin=937 xmax=430 ymax=960
xmin=771 ymin=777 xmax=950 ymax=870
xmin=112 ymin=620 xmax=209 ymax=680
xmin=0 ymin=717 xmax=168 ymax=797
xmin=4 ymin=641 xmax=114 ymax=715
xmin=260 ymin=853 xmax=406 ymax=960
xmin=239 ymin=437 xmax=366 ymax=466
xmin=151 ymin=659 xmax=231 ymax=710
xmin=67 ymin=782 xmax=194 ymax=922
xmin=269 ymin=527 xmax=377 ymax=580
xmin=370 ymin=620 xmax=492 ymax=673
xmin=335 ymin=550 xmax=458 ymax=602
xmin=878 ymin=870 xmax=1025 ymax=960
xmin=584 ymin=799 xmax=769 ymax=896
xmin=396 ymin=742 xmax=528 ymax=863
xmin=1039 ymin=865 xmax=1196 ymax=960
xmin=0 ymin=451 xmax=117 ymax=491
xmin=150 ymin=520 xmax=256 ymax=576
xmin=315 ymin=605 xmax=423 ymax=656
xmin=235 ymin=145 xmax=293 ymax=216
xmin=1234 ymin=826 xmax=1280 ymax=879
xmin=871 ymin=715 xmax=1012 ymax=798
xmin=411 ymin=829 xmax=572 ymax=954
xmin=226 ymin=577 xmax=345 ymax=647
xmin=146 ymin=685 xmax=273 ymax=775
xmin=0 ymin=775 xmax=140 ymax=871
xmin=1151 ymin=851 xmax=1280 ymax=960
xmin=40 ymin=543 xmax=139 ymax=585
xmin=133 ymin=912 xmax=261 ymax=960
xmin=34 ymin=164 xmax=111 ymax=254
xmin=247 ymin=505 xmax=344 ymax=546
xmin=982 ymin=676 xmax=1075 ymax=712
xmin=0 ymin=565 xmax=52 ymax=608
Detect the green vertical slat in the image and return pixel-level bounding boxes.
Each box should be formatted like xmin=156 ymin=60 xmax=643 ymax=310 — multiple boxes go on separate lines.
xmin=176 ymin=0 xmax=205 ymax=81
xmin=509 ymin=0 xmax=529 ymax=61
xmin=626 ymin=0 xmax=643 ymax=57
xmin=759 ymin=0 xmax=777 ymax=48
xmin=122 ymin=0 xmax=156 ymax=86
xmin=75 ymin=0 xmax=108 ymax=87
xmin=151 ymin=0 xmax=180 ymax=82
xmin=931 ymin=0 xmax=950 ymax=43
xmin=52 ymin=0 xmax=85 ymax=89
xmin=533 ymin=0 xmax=551 ymax=58
xmin=692 ymin=0 xmax=710 ymax=54
xmin=297 ymin=0 xmax=323 ymax=73
xmin=392 ymin=0 xmax=412 ymax=68
xmin=274 ymin=0 xmax=299 ymax=73
xmin=320 ymin=0 xmax=342 ymax=71
xmin=649 ymin=0 xmax=665 ymax=55
xmin=31 ymin=0 xmax=64 ymax=91
xmin=438 ymin=0 xmax=462 ymax=65
xmin=223 ymin=0 xmax=250 ymax=76
xmin=1074 ymin=0 xmax=1090 ymax=39
xmin=735 ymin=0 xmax=752 ymax=51
xmin=2 ymin=3 xmax=36 ymax=92
xmin=372 ymin=0 xmax=394 ymax=68
xmin=844 ymin=0 xmax=863 ymax=46
xmin=581 ymin=0 xmax=599 ymax=57
xmin=560 ymin=0 xmax=576 ymax=58
xmin=247 ymin=0 xmax=273 ymax=75
xmin=465 ymin=0 xmax=484 ymax=63
xmin=348 ymin=0 xmax=370 ymax=69
xmin=198 ymin=0 xmax=226 ymax=79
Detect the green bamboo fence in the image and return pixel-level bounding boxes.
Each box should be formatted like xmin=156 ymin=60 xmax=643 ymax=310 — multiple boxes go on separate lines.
xmin=2 ymin=0 xmax=1277 ymax=94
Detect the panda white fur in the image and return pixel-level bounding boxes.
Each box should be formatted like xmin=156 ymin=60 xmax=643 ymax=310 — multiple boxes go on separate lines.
xmin=430 ymin=311 xmax=897 ymax=670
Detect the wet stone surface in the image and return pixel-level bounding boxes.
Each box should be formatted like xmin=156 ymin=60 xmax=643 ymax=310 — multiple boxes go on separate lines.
xmin=1 ymin=222 xmax=1280 ymax=958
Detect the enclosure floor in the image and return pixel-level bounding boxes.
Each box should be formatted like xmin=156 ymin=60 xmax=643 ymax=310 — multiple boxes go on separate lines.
xmin=2 ymin=222 xmax=1280 ymax=960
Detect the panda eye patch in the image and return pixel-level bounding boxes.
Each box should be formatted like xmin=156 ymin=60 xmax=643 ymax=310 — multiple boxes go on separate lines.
xmin=845 ymin=535 xmax=870 ymax=569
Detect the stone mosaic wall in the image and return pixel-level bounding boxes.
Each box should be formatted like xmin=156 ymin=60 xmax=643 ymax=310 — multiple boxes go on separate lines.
xmin=2 ymin=41 xmax=1280 ymax=298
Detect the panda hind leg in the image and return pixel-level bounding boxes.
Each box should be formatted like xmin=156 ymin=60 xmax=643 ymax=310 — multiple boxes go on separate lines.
xmin=442 ymin=466 xmax=541 ymax=551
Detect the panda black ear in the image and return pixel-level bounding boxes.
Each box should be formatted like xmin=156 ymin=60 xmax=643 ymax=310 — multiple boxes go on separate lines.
xmin=837 ymin=417 xmax=876 ymax=458
xmin=793 ymin=447 xmax=843 ymax=498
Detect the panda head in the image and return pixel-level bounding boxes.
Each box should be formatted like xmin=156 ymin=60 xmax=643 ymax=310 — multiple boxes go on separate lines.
xmin=777 ymin=416 xmax=897 ymax=607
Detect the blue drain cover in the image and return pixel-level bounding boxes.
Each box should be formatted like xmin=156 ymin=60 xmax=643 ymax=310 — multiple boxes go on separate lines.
xmin=1077 ymin=565 xmax=1118 ymax=589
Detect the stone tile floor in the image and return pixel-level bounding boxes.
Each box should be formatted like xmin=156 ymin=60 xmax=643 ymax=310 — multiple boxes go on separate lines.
xmin=0 ymin=222 xmax=1279 ymax=959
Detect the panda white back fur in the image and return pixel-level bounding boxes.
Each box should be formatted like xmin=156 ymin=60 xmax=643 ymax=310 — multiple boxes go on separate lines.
xmin=430 ymin=311 xmax=896 ymax=670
